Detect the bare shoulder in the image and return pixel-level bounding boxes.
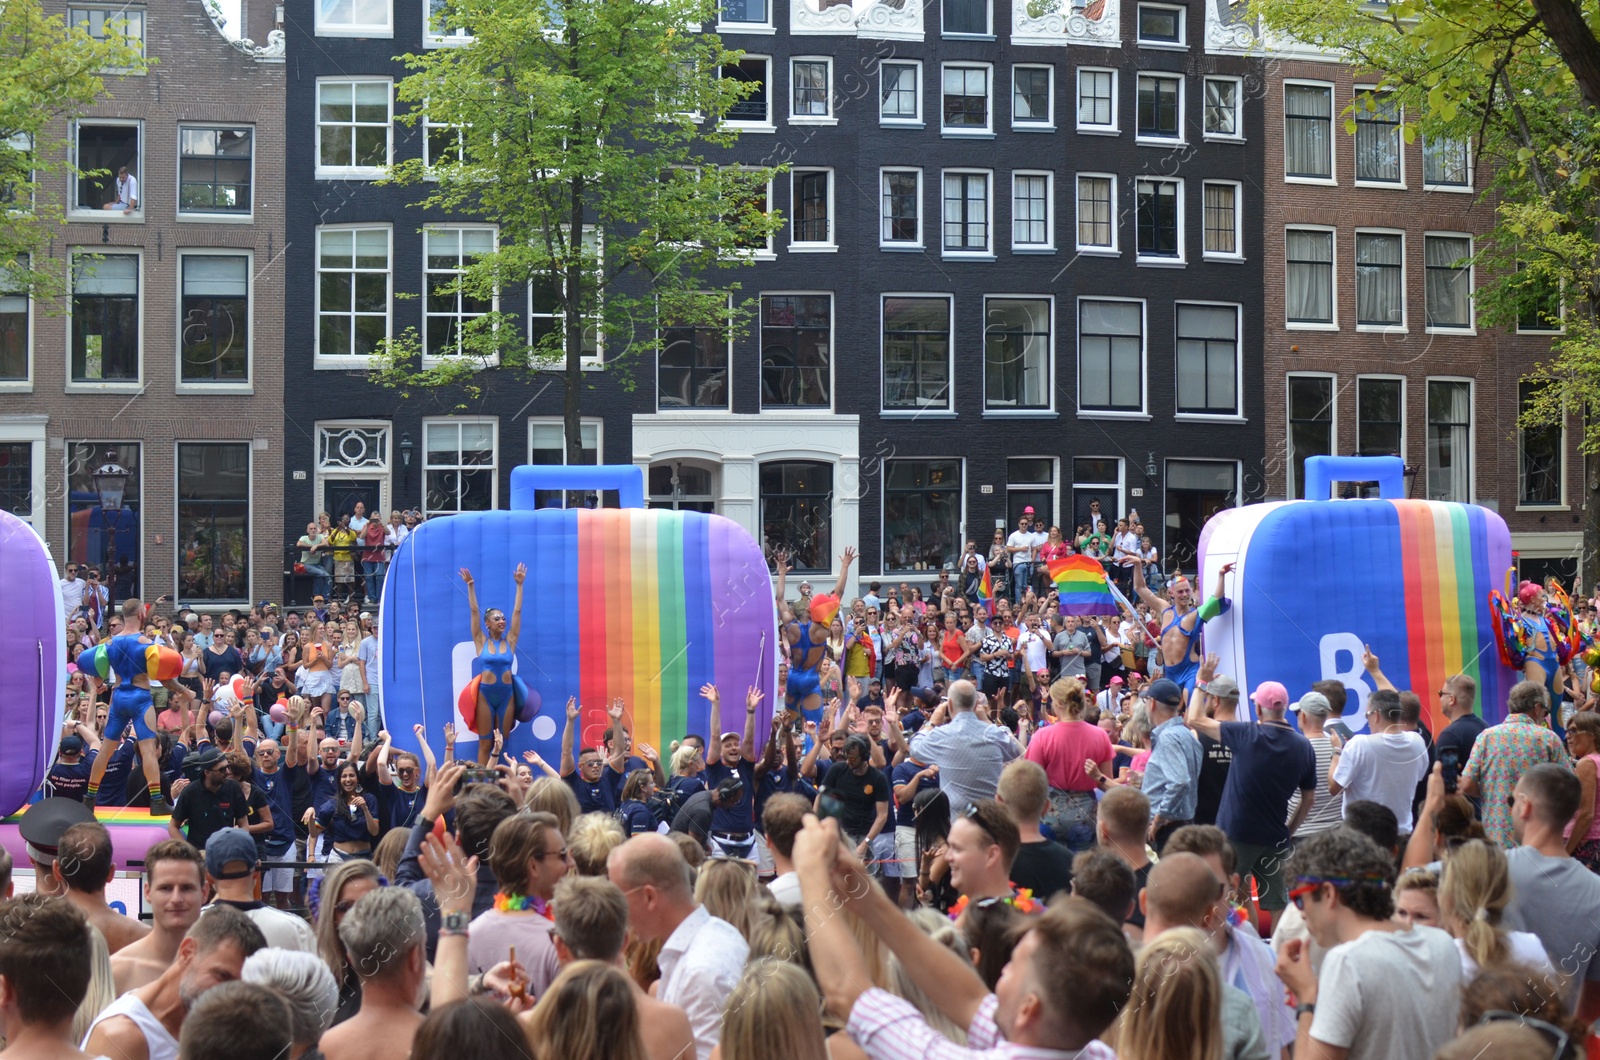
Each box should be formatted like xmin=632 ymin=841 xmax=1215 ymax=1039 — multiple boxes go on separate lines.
xmin=639 ymin=994 xmax=696 ymax=1060
xmin=85 ymin=1014 xmax=150 ymax=1060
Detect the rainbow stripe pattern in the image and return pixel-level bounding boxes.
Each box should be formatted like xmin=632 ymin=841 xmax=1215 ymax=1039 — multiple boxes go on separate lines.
xmin=977 ymin=566 xmax=993 ymax=612
xmin=1048 ymin=555 xmax=1119 ymax=616
xmin=382 ymin=506 xmax=779 ymax=763
xmin=79 ymin=641 xmax=183 ymax=683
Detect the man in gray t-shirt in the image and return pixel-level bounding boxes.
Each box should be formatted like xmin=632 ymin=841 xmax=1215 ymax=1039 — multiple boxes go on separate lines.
xmin=1052 ymin=616 xmax=1091 ymax=681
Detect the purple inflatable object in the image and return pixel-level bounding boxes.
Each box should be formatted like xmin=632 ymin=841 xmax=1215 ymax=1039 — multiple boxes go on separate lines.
xmin=0 ymin=510 xmax=66 ymax=817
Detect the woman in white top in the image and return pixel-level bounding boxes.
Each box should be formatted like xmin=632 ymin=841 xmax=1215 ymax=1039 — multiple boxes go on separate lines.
xmin=1437 ymin=838 xmax=1555 ymax=978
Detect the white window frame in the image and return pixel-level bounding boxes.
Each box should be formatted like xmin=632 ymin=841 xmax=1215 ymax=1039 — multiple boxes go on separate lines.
xmin=1202 ymin=75 xmax=1243 ymax=140
xmin=1072 ymin=457 xmax=1124 ymax=528
xmin=172 ymin=442 xmax=254 ymax=605
xmin=1076 ymin=295 xmax=1148 ymax=419
xmin=1200 ymin=180 xmax=1242 ymax=261
xmin=175 ymin=248 xmax=253 ymax=394
xmin=1133 ymin=175 xmax=1184 ymax=266
xmin=528 ymin=419 xmax=604 ymax=469
xmin=1424 ymin=376 xmax=1475 ymax=503
xmin=716 ymin=0 xmax=774 ymax=33
xmin=1285 ymin=372 xmax=1337 ymax=501
xmin=1355 ymin=374 xmax=1406 ymax=460
xmin=422 ymin=113 xmax=464 ymax=173
xmin=175 ymin=125 xmax=255 ymax=223
xmin=656 ymin=292 xmax=733 ymax=413
xmin=1284 ymin=79 xmax=1336 ymax=185
xmin=314 ymin=420 xmax=392 ymax=521
xmin=940 ymin=168 xmax=994 ymax=258
xmin=880 ymin=458 xmax=968 ymax=575
xmin=1173 ymin=300 xmax=1243 ymax=420
xmin=421 ymin=417 xmax=499 ymax=517
xmin=940 ymin=62 xmax=993 ymax=137
xmin=789 ymin=56 xmax=836 ymax=125
xmin=879 ymin=60 xmax=923 ymax=127
xmin=1354 ymin=227 xmax=1406 ymax=333
xmin=1352 ymin=86 xmax=1404 ymax=188
xmin=1423 ymin=231 xmax=1474 ymax=334
xmin=941 ymin=0 xmax=992 ymax=38
xmin=314 ymin=0 xmax=393 ymax=38
xmin=982 ymin=294 xmax=1055 ymax=415
xmin=879 ymin=167 xmax=923 ymax=251
xmin=723 ymin=56 xmax=774 ymax=132
xmin=422 ymin=225 xmax=499 ymax=365
xmin=1076 ymin=67 xmax=1118 ymax=134
xmin=66 ymin=248 xmax=143 ymax=392
xmin=1010 ymin=170 xmax=1054 ymax=253
xmin=527 ymin=227 xmax=604 ymax=368
xmin=1136 ymin=2 xmax=1185 ymax=48
xmin=314 ymin=223 xmax=392 ymax=369
xmin=1422 ymin=135 xmax=1473 ymax=193
xmin=1075 ymin=172 xmax=1118 ymax=255
xmin=0 ymin=418 xmax=46 ymax=529
xmin=728 ymin=170 xmax=777 ymax=261
xmin=314 ymin=78 xmax=393 ymax=180
xmin=789 ymin=167 xmax=836 ymax=251
xmin=70 ymin=118 xmax=143 ymax=222
xmin=879 ymin=292 xmax=955 ymax=416
xmin=69 ymin=4 xmax=146 ymax=61
xmin=423 ymin=0 xmax=472 ymax=46
xmin=0 ymin=255 xmax=33 ymax=391
xmin=1011 ymin=64 xmax=1054 ymax=131
xmin=1285 ymin=224 xmax=1338 ymax=330
xmin=1134 ymin=72 xmax=1184 ymax=146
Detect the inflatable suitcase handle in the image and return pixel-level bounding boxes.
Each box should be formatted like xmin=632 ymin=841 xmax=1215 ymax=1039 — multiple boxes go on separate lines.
xmin=1301 ymin=455 xmax=1406 ymax=501
xmin=509 ymin=464 xmax=646 ymax=510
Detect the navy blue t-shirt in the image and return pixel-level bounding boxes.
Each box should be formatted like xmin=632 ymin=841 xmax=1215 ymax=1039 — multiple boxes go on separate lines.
xmin=1215 ymin=721 xmax=1317 ymax=847
xmin=668 ymin=774 xmax=707 ymax=800
xmin=48 ymin=751 xmax=98 ymax=801
xmin=705 ymin=758 xmax=757 ymax=833
xmin=309 ymin=763 xmax=338 ymax=810
xmin=378 ymin=782 xmax=429 ymax=833
xmin=253 ymin=766 xmax=297 ymax=850
xmin=618 ymin=799 xmax=656 ymax=837
xmin=316 ymin=793 xmax=379 ymax=846
xmin=95 ymin=743 xmax=136 ymax=806
xmin=891 ymin=759 xmax=939 ymax=814
xmin=565 ymin=771 xmax=616 ymax=814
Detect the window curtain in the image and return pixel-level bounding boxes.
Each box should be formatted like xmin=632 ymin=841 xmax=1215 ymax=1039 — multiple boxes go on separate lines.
xmin=1426 ymin=236 xmax=1471 ymax=327
xmin=1356 ymin=235 xmax=1402 ymax=324
xmin=1284 ymin=85 xmax=1330 ymax=176
xmin=1427 ymin=382 xmax=1470 ymax=502
xmin=1286 ymin=230 xmax=1331 ymax=322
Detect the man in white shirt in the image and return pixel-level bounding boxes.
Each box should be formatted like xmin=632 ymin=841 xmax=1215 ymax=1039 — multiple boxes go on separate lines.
xmin=348 ymin=501 xmax=369 ymax=534
xmin=1328 ymin=689 xmax=1428 ymax=834
xmin=60 ymin=562 xmax=86 ymax=618
xmin=608 ymin=833 xmax=747 ymax=1060
xmin=1111 ymin=518 xmax=1141 ymax=597
xmin=104 ymin=166 xmax=138 ymax=213
xmin=199 ymin=829 xmax=317 ymax=954
xmin=1005 ymin=509 xmax=1043 ymax=603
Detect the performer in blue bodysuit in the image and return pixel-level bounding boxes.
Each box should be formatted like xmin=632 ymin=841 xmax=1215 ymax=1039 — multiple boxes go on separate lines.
xmin=1134 ymin=561 xmax=1233 ymax=696
xmin=774 ymin=546 xmax=855 ymax=724
xmin=460 ymin=563 xmax=530 ymax=765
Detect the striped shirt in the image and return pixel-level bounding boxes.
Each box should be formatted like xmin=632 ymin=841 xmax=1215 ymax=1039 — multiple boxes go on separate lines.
xmin=847 ymin=989 xmax=1117 ymax=1060
xmin=1289 ymin=733 xmax=1344 ymax=837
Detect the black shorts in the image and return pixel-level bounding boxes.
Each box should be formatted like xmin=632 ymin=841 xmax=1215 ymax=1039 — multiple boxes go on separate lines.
xmin=981 ymin=672 xmax=1007 ymax=697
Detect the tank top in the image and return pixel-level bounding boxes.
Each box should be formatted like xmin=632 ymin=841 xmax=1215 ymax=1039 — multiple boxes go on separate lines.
xmin=84 ymin=993 xmax=179 ymax=1060
xmin=1567 ymin=752 xmax=1600 ymax=842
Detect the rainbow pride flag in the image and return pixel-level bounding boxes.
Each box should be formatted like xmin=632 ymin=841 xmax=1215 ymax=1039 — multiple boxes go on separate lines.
xmin=1048 ymin=555 xmax=1119 ymax=616
xmin=977 ymin=565 xmax=994 ymax=612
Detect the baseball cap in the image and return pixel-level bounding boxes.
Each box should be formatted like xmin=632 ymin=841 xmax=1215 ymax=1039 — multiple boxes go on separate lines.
xmin=1290 ymin=691 xmax=1332 ymax=718
xmin=1110 ymin=675 xmax=1124 ymax=686
xmin=204 ymin=828 xmax=260 ymax=879
xmin=720 ymin=731 xmax=742 ymax=742
xmin=59 ymin=735 xmax=85 ymax=755
xmin=1142 ymin=678 xmax=1184 ymax=707
xmin=1250 ymin=680 xmax=1288 ymax=711
xmin=1023 ymin=506 xmax=1035 ymax=514
xmin=1204 ymin=675 xmax=1241 ymax=701
xmin=312 ymin=595 xmax=326 ymax=603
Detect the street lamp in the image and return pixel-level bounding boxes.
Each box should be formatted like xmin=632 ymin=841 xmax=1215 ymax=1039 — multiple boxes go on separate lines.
xmin=93 ymin=449 xmax=129 ymax=615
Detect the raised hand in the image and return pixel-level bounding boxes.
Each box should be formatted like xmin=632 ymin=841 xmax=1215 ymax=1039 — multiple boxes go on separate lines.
xmin=840 ymin=546 xmax=858 ymax=567
xmin=418 ymin=831 xmax=478 ymax=916
xmin=745 ymin=687 xmax=764 ymax=712
xmin=608 ymin=698 xmax=625 ymax=721
xmin=1198 ymin=652 xmax=1219 ymax=686
xmin=523 ymin=750 xmax=543 ymax=766
xmin=566 ymin=696 xmax=580 ymax=720
xmin=638 ymin=742 xmax=659 ymax=762
xmin=378 ymin=729 xmax=391 ymax=744
xmin=459 ymin=568 xmax=474 ymax=586
xmin=513 ymin=563 xmax=527 ymax=585
xmin=443 ymin=721 xmax=456 ymax=743
xmin=414 ymin=723 xmax=426 ymax=739
xmin=699 ymin=683 xmax=720 ymax=704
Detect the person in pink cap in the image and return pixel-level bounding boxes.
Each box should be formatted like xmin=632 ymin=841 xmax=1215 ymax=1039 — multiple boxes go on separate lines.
xmin=1185 ymin=655 xmax=1316 ymax=932
xmin=1006 ymin=508 xmax=1046 ymax=603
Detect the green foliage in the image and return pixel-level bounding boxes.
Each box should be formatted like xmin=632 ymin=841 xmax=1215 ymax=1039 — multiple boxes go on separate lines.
xmin=372 ymin=0 xmax=785 ymax=459
xmin=0 ymin=0 xmax=150 ymax=298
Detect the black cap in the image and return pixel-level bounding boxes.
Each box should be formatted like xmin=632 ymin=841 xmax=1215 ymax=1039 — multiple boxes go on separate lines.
xmin=185 ymin=746 xmax=226 ymax=775
xmin=59 ymin=735 xmax=85 ymax=755
xmin=18 ymin=798 xmax=95 ymax=864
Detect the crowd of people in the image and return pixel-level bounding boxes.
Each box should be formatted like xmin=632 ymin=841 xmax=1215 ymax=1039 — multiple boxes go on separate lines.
xmin=9 ymin=522 xmax=1600 ymax=1060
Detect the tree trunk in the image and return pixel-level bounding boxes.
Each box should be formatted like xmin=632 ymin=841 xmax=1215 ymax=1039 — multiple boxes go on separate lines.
xmin=1530 ymin=0 xmax=1600 ymax=112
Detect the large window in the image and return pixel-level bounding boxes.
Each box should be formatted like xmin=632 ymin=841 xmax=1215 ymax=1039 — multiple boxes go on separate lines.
xmin=720 ymin=0 xmax=767 ymax=24
xmin=1286 ymin=228 xmax=1334 ymax=325
xmin=1077 ymin=68 xmax=1116 ymax=131
xmin=880 ymin=61 xmax=921 ymax=124
xmin=1013 ymin=66 xmax=1052 ymax=128
xmin=1008 ymin=458 xmax=1055 ymax=530
xmin=177 ymin=443 xmax=249 ymax=602
xmin=424 ymin=420 xmax=497 ymax=515
xmin=942 ymin=65 xmax=990 ymax=133
xmin=1519 ymin=382 xmax=1562 ymax=506
xmin=1136 ymin=74 xmax=1181 ymax=139
xmin=316 ymin=80 xmax=391 ymax=176
xmin=424 ymin=227 xmax=494 ymax=359
xmin=760 ymin=294 xmax=830 ymax=408
xmin=760 ymin=462 xmax=833 ymax=573
xmin=1135 ymin=177 xmax=1180 ymax=260
xmin=1356 ymin=377 xmax=1403 ymax=456
xmin=1012 ymin=172 xmax=1051 ymax=249
xmin=791 ymin=170 xmax=832 ymax=246
xmin=1286 ymin=375 xmax=1334 ymax=500
xmin=0 ymin=256 xmax=27 ymax=381
xmin=178 ymin=128 xmax=252 ymax=215
xmin=943 ymin=0 xmax=988 ymax=35
xmin=1078 ymin=299 xmax=1142 ymax=413
xmin=424 ymin=114 xmax=464 ymax=168
xmin=881 ymin=169 xmax=921 ymax=246
xmin=659 ymin=309 xmax=728 ymax=410
xmin=316 ymin=0 xmax=391 ymax=34
xmin=1076 ymin=175 xmax=1114 ymax=250
xmin=724 ymin=59 xmax=772 ymax=125
xmin=1203 ymin=77 xmax=1239 ymax=137
xmin=882 ymin=296 xmax=951 ymax=411
xmin=1424 ymin=234 xmax=1472 ymax=329
xmin=1355 ymin=232 xmax=1404 ymax=326
xmin=1175 ymin=303 xmax=1238 ymax=415
xmin=528 ymin=419 xmax=600 ymax=509
xmin=179 ymin=254 xmax=248 ymax=383
xmin=791 ymin=59 xmax=832 ymax=120
xmin=1353 ymin=92 xmax=1401 ymax=184
xmin=1426 ymin=380 xmax=1471 ymax=502
xmin=884 ymin=460 xmax=963 ymax=572
xmin=528 ymin=280 xmax=599 ymax=363
xmin=1202 ymin=182 xmax=1239 ymax=256
xmin=75 ymin=122 xmax=140 ymax=212
xmin=0 ymin=443 xmax=33 ymax=524
xmin=71 ymin=253 xmax=139 ymax=382
xmin=1424 ymin=137 xmax=1470 ymax=188
xmin=1515 ymin=265 xmax=1563 ymax=333
xmin=70 ymin=6 xmax=145 ymax=55
xmin=648 ymin=463 xmax=715 ymax=513
xmin=1285 ymin=83 xmax=1332 ymax=179
xmin=985 ymin=298 xmax=1050 ymax=410
xmin=67 ymin=442 xmax=140 ymax=597
xmin=942 ymin=171 xmax=991 ymax=254
xmin=317 ymin=227 xmax=390 ymax=361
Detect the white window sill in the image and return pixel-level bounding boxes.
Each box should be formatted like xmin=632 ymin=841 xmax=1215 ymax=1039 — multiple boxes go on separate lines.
xmin=654 ymin=405 xmax=735 ymax=414
xmin=1137 ymin=40 xmax=1187 ymax=50
xmin=1202 ymin=252 xmax=1245 ymax=263
xmin=1012 ymin=123 xmax=1055 ymax=133
xmin=314 ymin=357 xmax=377 ymax=370
xmin=315 ymin=23 xmax=395 ymax=36
xmin=788 ymin=244 xmax=839 ymax=253
xmin=722 ymin=122 xmax=776 ymax=133
xmin=1077 ymin=411 xmax=1151 ymax=421
xmin=880 ymin=119 xmax=925 ymax=129
xmin=1425 ymin=326 xmax=1476 ymax=336
xmin=0 ymin=381 xmax=33 ymax=392
xmin=880 ymin=409 xmax=955 ymax=418
xmin=879 ymin=243 xmax=925 ymax=252
xmin=984 ymin=409 xmax=1057 ymax=418
xmin=316 ymin=168 xmax=388 ymax=181
xmin=1076 ymin=126 xmax=1120 ymax=136
xmin=715 ymin=21 xmax=775 ymax=32
xmin=1074 ymin=246 xmax=1120 ymax=256
xmin=1135 ymin=136 xmax=1185 ymax=148
xmin=1517 ymin=327 xmax=1564 ymax=336
xmin=759 ymin=405 xmax=837 ymax=415
xmin=421 ymin=356 xmax=501 ymax=369
xmin=1285 ymin=175 xmax=1336 ymax=186
xmin=1424 ymin=183 xmax=1474 ymax=194
xmin=423 ymin=34 xmax=475 ymax=48
xmin=1012 ymin=245 xmax=1056 ymax=254
xmin=1203 ymin=133 xmax=1245 ymax=143
xmin=1175 ymin=413 xmax=1246 ymax=424
xmin=176 ymin=383 xmax=253 ymax=395
xmin=70 ymin=210 xmax=143 ymax=222
xmin=66 ymin=381 xmax=143 ymax=393
xmin=1355 ymin=324 xmax=1407 ymax=334
xmin=790 ymin=116 xmax=837 ymax=126
xmin=942 ymin=32 xmax=996 ymax=40
xmin=941 ymin=251 xmax=996 ymax=261
xmin=1136 ymin=257 xmax=1186 ymax=268
xmin=1354 ymin=179 xmax=1406 ymax=190
xmin=941 ymin=129 xmax=995 ymax=139
xmin=1286 ymin=321 xmax=1339 ymax=331
xmin=723 ymin=249 xmax=777 ymax=261
xmin=1516 ymin=505 xmax=1570 ymax=513
xmin=177 ymin=212 xmax=254 ymax=224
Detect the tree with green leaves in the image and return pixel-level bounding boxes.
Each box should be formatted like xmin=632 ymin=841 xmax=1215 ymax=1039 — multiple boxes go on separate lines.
xmin=376 ymin=0 xmax=782 ymax=467
xmin=1251 ymin=0 xmax=1600 ymax=578
xmin=0 ymin=0 xmax=149 ymax=296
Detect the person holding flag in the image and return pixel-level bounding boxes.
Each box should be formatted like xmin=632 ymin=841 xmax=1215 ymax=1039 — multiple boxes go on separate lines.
xmin=1133 ymin=559 xmax=1234 ymax=696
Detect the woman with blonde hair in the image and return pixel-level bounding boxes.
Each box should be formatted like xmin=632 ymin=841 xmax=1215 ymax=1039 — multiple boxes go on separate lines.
xmin=313 ymin=857 xmax=385 ymax=1022
xmin=667 ymin=742 xmax=706 ymax=799
xmin=521 ymin=960 xmax=648 ymax=1060
xmin=567 ymin=812 xmax=626 ymax=877
xmin=1393 ymin=867 xmax=1441 ymax=928
xmin=717 ymin=958 xmax=829 ymax=1060
xmin=523 ymin=775 xmax=580 ymax=834
xmin=1116 ymin=927 xmax=1222 ymax=1060
xmin=1437 ymin=839 xmax=1554 ymax=977
xmin=695 ymin=856 xmax=761 ymax=941
xmin=1029 ymin=677 xmax=1112 ymax=853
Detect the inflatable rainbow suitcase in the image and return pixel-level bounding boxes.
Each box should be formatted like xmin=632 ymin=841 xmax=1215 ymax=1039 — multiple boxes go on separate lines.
xmin=1198 ymin=456 xmax=1513 ymax=733
xmin=379 ymin=465 xmax=779 ymax=762
xmin=0 ymin=510 xmax=66 ymax=817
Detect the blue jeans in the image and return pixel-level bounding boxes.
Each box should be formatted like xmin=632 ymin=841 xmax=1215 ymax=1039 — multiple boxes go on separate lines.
xmin=357 ymin=691 xmax=382 ymax=741
xmin=1012 ymin=562 xmax=1034 ymax=602
xmin=307 ymin=563 xmax=332 ymax=597
xmin=362 ymin=560 xmax=386 ymax=602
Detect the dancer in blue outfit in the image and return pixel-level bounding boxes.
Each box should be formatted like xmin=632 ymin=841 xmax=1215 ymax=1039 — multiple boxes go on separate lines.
xmin=460 ymin=563 xmax=530 ymax=764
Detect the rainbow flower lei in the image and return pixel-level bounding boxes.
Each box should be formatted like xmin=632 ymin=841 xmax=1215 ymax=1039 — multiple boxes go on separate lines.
xmin=494 ymin=892 xmax=552 ymax=919
xmin=947 ymin=887 xmax=1040 ymax=921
